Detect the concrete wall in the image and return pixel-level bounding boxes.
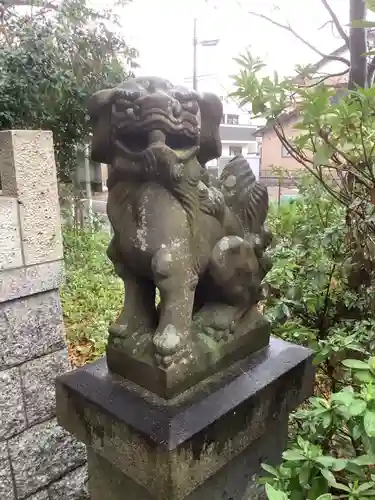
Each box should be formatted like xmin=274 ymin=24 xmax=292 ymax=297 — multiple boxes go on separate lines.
xmin=0 ymin=130 xmax=88 ymax=500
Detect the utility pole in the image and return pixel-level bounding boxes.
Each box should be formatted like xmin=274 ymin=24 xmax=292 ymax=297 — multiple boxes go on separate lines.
xmin=192 ymin=16 xmax=219 ymax=91
xmin=193 ymin=17 xmax=198 ymax=90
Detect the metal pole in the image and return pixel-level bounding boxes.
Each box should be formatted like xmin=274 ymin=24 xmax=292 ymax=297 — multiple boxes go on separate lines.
xmin=193 ymin=17 xmax=198 ymax=90
xmin=83 ymin=143 xmax=93 ymax=227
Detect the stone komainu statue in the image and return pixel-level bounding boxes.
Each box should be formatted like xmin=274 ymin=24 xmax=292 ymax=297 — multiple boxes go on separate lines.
xmin=88 ymin=76 xmax=272 ymax=391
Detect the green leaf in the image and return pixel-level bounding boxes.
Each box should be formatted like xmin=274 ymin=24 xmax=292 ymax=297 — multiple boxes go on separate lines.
xmin=357 ymin=481 xmax=375 ymax=492
xmin=364 ymin=410 xmax=375 ymax=437
xmin=313 ymin=144 xmax=332 ymax=167
xmin=331 ymin=391 xmax=354 ymax=406
xmin=354 ymin=371 xmax=375 ymax=383
xmin=282 ymin=450 xmax=305 ymax=461
xmin=351 ymin=454 xmax=375 ymax=466
xmin=261 ymin=463 xmax=280 ymax=477
xmin=315 ymin=456 xmax=347 ymax=471
xmin=316 ymin=495 xmax=332 ymax=500
xmin=342 ymin=359 xmax=369 ymax=370
xmin=366 ymin=0 xmax=375 ymax=13
xmin=331 ymin=481 xmax=351 ymax=492
xmin=348 ymin=399 xmax=367 ymax=416
xmin=320 ymin=468 xmax=337 ymax=486
xmin=265 ymin=483 xmax=288 ymax=500
xmin=351 ymin=19 xmax=375 ymax=28
xmin=298 ymin=463 xmax=311 ymax=486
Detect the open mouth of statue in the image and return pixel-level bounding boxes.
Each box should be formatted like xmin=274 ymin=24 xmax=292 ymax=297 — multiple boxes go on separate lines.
xmin=114 ymin=125 xmax=200 ymax=163
xmin=113 ymin=107 xmax=200 ymax=159
xmin=116 ymin=131 xmax=198 ymax=153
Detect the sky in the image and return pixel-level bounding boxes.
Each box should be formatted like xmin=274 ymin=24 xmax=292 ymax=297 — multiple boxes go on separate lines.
xmin=108 ymin=0 xmax=351 ymax=92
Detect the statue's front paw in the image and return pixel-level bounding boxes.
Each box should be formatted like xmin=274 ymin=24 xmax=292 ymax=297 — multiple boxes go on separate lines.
xmin=153 ymin=324 xmax=183 ymax=357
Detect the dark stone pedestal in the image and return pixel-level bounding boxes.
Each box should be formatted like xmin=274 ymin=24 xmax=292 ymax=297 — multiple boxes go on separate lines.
xmin=56 ymin=338 xmax=314 ymax=500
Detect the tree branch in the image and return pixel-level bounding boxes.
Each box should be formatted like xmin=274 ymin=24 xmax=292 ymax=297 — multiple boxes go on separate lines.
xmin=299 ymin=68 xmax=350 ymax=88
xmin=320 ymin=0 xmax=350 ymax=47
xmin=247 ymin=11 xmax=351 ymax=67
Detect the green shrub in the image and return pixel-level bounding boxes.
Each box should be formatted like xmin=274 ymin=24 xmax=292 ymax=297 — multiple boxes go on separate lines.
xmin=265 ymin=176 xmax=375 ymax=387
xmin=261 ymin=358 xmax=375 ymax=500
xmin=61 ymin=226 xmax=122 ymax=363
xmin=262 ymin=176 xmax=375 ymax=499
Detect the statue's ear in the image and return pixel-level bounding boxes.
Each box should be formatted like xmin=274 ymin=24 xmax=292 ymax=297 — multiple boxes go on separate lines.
xmin=197 ymin=93 xmax=223 ymax=165
xmin=88 ymin=88 xmax=116 ymax=164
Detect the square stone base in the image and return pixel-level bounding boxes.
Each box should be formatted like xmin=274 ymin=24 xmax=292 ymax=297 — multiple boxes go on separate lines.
xmin=56 ymin=338 xmax=314 ymax=500
xmin=87 ymin=417 xmax=288 ymax=500
xmin=107 ymin=306 xmax=270 ymax=399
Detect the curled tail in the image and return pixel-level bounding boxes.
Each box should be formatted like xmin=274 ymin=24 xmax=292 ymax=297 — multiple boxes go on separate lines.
xmin=219 ymin=155 xmax=269 ymax=237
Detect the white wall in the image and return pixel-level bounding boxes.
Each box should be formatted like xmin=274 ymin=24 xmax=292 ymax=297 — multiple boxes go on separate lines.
xmin=207 ymin=154 xmax=260 ymax=180
xmin=247 ymin=156 xmax=260 ymax=180
xmin=221 ymin=100 xmax=252 ymax=125
xmin=221 ymin=143 xmax=258 ymax=156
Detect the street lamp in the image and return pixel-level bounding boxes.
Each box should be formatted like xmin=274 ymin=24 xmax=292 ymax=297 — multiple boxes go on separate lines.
xmin=192 ymin=17 xmax=219 ymax=90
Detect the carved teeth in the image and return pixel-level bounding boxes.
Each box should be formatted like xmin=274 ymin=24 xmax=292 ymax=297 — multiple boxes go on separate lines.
xmin=149 ymin=130 xmax=166 ymax=144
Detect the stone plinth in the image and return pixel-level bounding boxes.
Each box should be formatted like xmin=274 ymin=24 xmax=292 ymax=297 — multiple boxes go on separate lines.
xmin=56 ymin=338 xmax=314 ymax=500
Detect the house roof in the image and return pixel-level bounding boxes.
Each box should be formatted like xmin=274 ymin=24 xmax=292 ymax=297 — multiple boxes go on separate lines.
xmin=255 ymin=43 xmax=351 ymax=137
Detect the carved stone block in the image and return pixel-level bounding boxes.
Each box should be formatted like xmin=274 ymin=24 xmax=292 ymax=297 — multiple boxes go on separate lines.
xmin=57 ymin=338 xmax=314 ymax=500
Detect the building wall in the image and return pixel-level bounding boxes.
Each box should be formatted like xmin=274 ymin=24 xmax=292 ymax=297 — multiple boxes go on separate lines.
xmin=0 ymin=130 xmax=88 ymax=500
xmin=221 ymin=143 xmax=258 ymax=157
xmin=260 ymin=120 xmax=303 ymax=179
xmin=207 ymin=154 xmax=260 ymax=180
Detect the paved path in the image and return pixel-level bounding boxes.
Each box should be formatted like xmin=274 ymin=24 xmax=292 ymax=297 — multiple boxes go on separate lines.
xmin=91 ymin=199 xmax=106 ymax=214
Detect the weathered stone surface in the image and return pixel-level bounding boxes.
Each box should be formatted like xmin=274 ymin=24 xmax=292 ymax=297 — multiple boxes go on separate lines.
xmin=0 ymin=197 xmax=23 ymax=271
xmin=20 ymin=350 xmax=71 ymax=425
xmin=87 ymin=418 xmax=286 ymax=500
xmin=26 ymin=491 xmax=49 ymax=500
xmin=0 ymin=367 xmax=26 ymax=439
xmin=0 ymin=442 xmax=15 ymax=500
xmin=0 ymin=130 xmax=63 ymax=266
xmin=57 ymin=338 xmax=314 ymax=500
xmin=0 ymin=259 xmax=63 ymax=304
xmin=48 ymin=466 xmax=89 ymax=500
xmin=8 ymin=419 xmax=87 ymax=499
xmin=0 ymin=291 xmax=65 ymax=369
xmin=90 ymin=78 xmax=272 ymax=387
xmin=107 ymin=306 xmax=270 ymax=398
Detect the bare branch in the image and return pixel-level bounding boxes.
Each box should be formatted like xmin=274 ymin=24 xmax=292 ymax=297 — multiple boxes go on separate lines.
xmin=320 ymin=0 xmax=350 ymax=47
xmin=299 ymin=68 xmax=350 ymax=88
xmin=247 ymin=10 xmax=350 ymax=67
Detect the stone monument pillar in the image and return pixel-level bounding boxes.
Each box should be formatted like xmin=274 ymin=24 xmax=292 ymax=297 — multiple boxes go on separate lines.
xmin=0 ymin=130 xmax=87 ymax=499
xmin=56 ymin=78 xmax=314 ymax=500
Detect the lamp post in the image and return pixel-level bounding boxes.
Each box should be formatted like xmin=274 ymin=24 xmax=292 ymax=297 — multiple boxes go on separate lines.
xmin=193 ymin=17 xmax=198 ymax=90
xmin=192 ymin=16 xmax=219 ymax=91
